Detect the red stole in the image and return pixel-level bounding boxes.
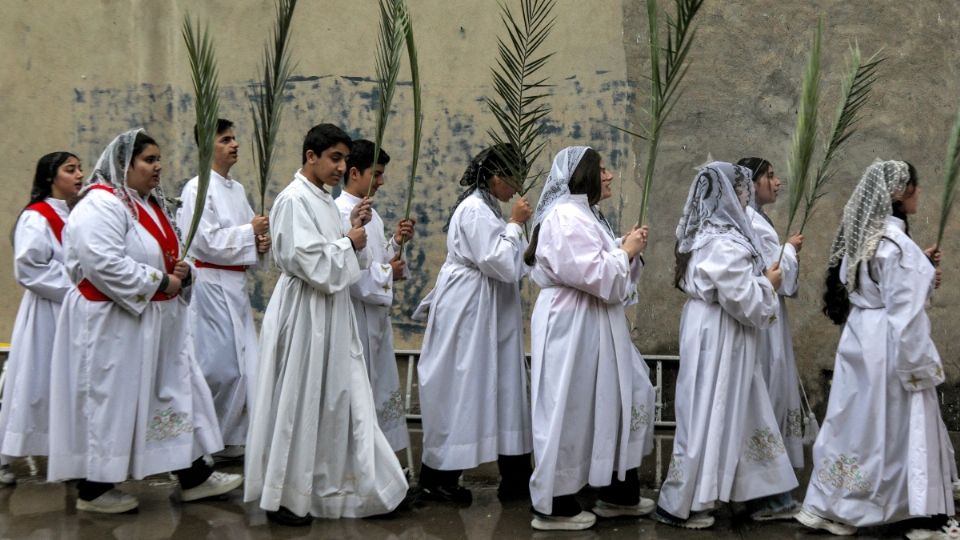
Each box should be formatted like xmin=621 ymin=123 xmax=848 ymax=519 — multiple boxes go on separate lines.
xmin=25 ymin=201 xmax=65 ymax=244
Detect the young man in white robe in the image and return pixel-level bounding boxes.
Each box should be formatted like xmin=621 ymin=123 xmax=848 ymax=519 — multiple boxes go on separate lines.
xmin=334 ymin=140 xmax=414 ymax=453
xmin=177 ymin=119 xmax=271 ymax=460
xmin=244 ymin=124 xmax=408 ymax=526
xmin=654 ymin=162 xmax=797 ymax=530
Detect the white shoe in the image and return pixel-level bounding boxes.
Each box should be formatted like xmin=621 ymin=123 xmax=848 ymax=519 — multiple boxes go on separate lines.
xmin=531 ymin=511 xmax=597 ymax=531
xmin=652 ymin=508 xmax=715 ymax=529
xmin=0 ymin=465 xmax=15 ymax=486
xmin=592 ymin=497 xmax=656 ymax=517
xmin=906 ymin=519 xmax=960 ymax=540
xmin=76 ymin=489 xmax=139 ymax=514
xmin=213 ymin=445 xmax=244 ymax=461
xmin=795 ymin=508 xmax=857 ymax=536
xmin=181 ymin=471 xmax=243 ymax=502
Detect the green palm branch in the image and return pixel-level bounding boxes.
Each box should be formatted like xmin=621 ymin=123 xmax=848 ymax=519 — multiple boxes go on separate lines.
xmin=251 ymin=0 xmax=298 ymax=215
xmin=797 ymin=44 xmax=883 ymax=234
xmin=937 ymin=103 xmax=960 ymax=246
xmin=181 ymin=15 xmax=221 ymax=256
xmin=367 ymin=0 xmax=409 ymax=198
xmin=399 ymin=6 xmax=422 ymax=251
xmin=779 ymin=18 xmax=822 ymax=262
xmin=485 ymin=0 xmax=557 ymax=195
xmin=621 ymin=0 xmax=704 ymax=226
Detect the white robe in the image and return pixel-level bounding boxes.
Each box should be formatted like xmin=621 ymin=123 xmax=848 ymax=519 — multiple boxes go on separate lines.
xmin=47 ymin=188 xmax=223 ymax=483
xmin=0 ymin=199 xmax=71 ymax=459
xmin=335 ymin=191 xmax=410 ymax=452
xmin=244 ymin=172 xmax=407 ymax=518
xmin=414 ymin=192 xmax=533 ymax=471
xmin=802 ymin=217 xmax=955 ymax=526
xmin=178 ymin=171 xmax=259 ymax=446
xmin=527 ymin=195 xmax=655 ymax=514
xmin=748 ymin=207 xmax=803 ymax=468
xmin=657 ymin=237 xmax=797 ymax=519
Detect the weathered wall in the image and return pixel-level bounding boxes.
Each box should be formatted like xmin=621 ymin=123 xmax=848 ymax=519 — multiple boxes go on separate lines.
xmin=3 ymin=1 xmax=960 ymax=417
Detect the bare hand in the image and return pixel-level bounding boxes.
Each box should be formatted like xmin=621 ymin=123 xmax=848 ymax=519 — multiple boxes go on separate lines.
xmin=394 ymin=219 xmax=416 ymax=244
xmin=350 ymin=198 xmax=373 ymax=228
xmin=256 ymin=234 xmax=272 ymax=254
xmin=622 ymin=227 xmax=648 ymax=259
xmin=390 ymin=255 xmax=407 ymax=281
xmin=935 ymin=266 xmax=943 ymax=289
xmin=173 ymin=260 xmax=191 ymax=280
xmin=251 ymin=215 xmax=269 ymax=236
xmin=765 ymin=262 xmax=783 ymax=291
xmin=925 ymin=246 xmax=942 ymax=266
xmin=164 ymin=275 xmax=182 ymax=295
xmin=510 ymin=196 xmax=532 ymax=225
xmin=347 ymin=227 xmax=367 ymax=250
xmin=788 ymin=232 xmax=804 ymax=253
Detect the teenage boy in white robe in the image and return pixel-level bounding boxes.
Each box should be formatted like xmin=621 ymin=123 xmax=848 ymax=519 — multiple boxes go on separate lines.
xmin=334 ymin=139 xmax=414 ymax=452
xmin=244 ymin=124 xmax=408 ymax=526
xmin=177 ymin=119 xmax=271 ymax=460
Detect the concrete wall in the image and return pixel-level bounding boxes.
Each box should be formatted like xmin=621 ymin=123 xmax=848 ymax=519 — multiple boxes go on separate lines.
xmin=3 ymin=1 xmax=960 ymax=418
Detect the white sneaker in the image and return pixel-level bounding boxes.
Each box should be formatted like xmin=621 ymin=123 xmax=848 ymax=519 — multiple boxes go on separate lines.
xmin=0 ymin=465 xmax=15 ymax=486
xmin=76 ymin=489 xmax=139 ymax=514
xmin=906 ymin=519 xmax=960 ymax=540
xmin=181 ymin=471 xmax=243 ymax=502
xmin=531 ymin=511 xmax=597 ymax=531
xmin=795 ymin=508 xmax=857 ymax=536
xmin=592 ymin=497 xmax=656 ymax=517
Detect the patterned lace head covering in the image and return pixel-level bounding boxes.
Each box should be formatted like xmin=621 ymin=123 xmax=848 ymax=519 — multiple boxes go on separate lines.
xmin=827 ymin=159 xmax=911 ymax=290
xmin=81 ymin=128 xmax=175 ymax=223
xmin=676 ymin=161 xmax=764 ymax=273
xmin=532 ymin=145 xmax=615 ymax=237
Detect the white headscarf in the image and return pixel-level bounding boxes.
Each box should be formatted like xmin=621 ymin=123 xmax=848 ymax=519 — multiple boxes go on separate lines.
xmin=675 ymin=161 xmax=764 ymax=273
xmin=81 ymin=128 xmax=175 ymax=224
xmin=827 ymin=159 xmax=911 ymax=290
xmin=532 ymin=146 xmax=615 ymax=236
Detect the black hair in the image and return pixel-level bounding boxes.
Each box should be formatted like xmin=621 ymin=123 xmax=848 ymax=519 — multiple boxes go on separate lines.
xmin=523 ymin=149 xmax=602 ymax=266
xmin=302 ymin=123 xmax=352 ymax=164
xmin=132 ymin=132 xmax=159 ymax=161
xmin=443 ymin=143 xmax=521 ymax=231
xmin=345 ymin=139 xmax=391 ymax=183
xmin=822 ymin=161 xmax=919 ymax=325
xmin=674 ymin=242 xmax=692 ymax=291
xmin=193 ymin=118 xmax=234 ymax=145
xmin=736 ymin=157 xmax=771 ymax=185
xmin=27 ymin=152 xmax=79 ymax=207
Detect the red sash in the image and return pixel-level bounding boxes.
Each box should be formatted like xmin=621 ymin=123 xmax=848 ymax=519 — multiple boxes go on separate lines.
xmin=194 ymin=260 xmax=248 ymax=272
xmin=25 ymin=201 xmax=65 ymax=244
xmin=78 ymin=184 xmax=179 ymax=302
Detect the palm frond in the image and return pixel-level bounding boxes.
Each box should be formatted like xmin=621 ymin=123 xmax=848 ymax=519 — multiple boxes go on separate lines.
xmin=367 ymin=0 xmax=409 ymax=198
xmin=797 ymin=43 xmax=883 ymax=233
xmin=181 ymin=15 xmax=221 ymax=255
xmin=401 ymin=3 xmax=422 ymax=229
xmin=251 ymin=0 xmax=298 ymax=214
xmin=635 ymin=0 xmax=704 ymax=226
xmin=937 ymin=103 xmax=960 ymax=245
xmin=484 ymin=0 xmax=557 ymax=195
xmin=780 ymin=18 xmax=822 ymax=262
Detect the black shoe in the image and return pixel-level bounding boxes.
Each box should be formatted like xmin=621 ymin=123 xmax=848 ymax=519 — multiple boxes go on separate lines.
xmin=266 ymin=506 xmax=312 ymax=527
xmin=497 ymin=481 xmax=530 ymax=502
xmin=418 ymin=484 xmax=473 ymax=507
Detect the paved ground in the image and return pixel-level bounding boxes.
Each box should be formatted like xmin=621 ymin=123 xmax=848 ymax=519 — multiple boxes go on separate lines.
xmin=0 ymin=459 xmax=918 ymax=539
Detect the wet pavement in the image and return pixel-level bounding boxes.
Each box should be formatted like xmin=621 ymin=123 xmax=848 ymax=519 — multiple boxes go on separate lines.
xmin=0 ymin=459 xmax=913 ymax=540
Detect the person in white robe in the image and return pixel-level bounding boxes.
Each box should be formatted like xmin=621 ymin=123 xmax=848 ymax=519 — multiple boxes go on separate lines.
xmin=654 ymin=162 xmax=797 ymax=530
xmin=524 ymin=146 xmax=656 ymax=531
xmin=0 ymin=152 xmax=84 ymax=484
xmin=46 ymin=129 xmax=241 ymax=514
xmin=412 ymin=144 xmax=533 ymax=506
xmin=244 ymin=123 xmax=408 ymax=526
xmin=334 ymin=139 xmax=413 ymax=452
xmin=737 ymin=157 xmax=805 ymax=520
xmin=797 ymin=160 xmax=957 ymax=538
xmin=177 ymin=119 xmax=271 ymax=458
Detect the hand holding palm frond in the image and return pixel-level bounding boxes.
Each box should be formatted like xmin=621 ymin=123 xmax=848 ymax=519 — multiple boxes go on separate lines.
xmin=367 ymin=0 xmax=409 ymax=198
xmin=485 ymin=0 xmax=556 ymax=195
xmin=251 ymin=0 xmax=298 ymax=215
xmin=936 ymin=104 xmax=960 ymax=246
xmin=399 ymin=8 xmax=422 ymax=251
xmin=780 ymin=19 xmax=822 ymax=262
xmin=797 ymin=43 xmax=883 ymax=234
xmin=181 ymin=15 xmax=221 ymax=256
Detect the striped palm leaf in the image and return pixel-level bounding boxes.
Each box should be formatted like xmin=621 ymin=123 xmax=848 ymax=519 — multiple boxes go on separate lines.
xmin=937 ymin=103 xmax=960 ymax=246
xmin=367 ymin=0 xmax=409 ymax=198
xmin=399 ymin=4 xmax=421 ymax=251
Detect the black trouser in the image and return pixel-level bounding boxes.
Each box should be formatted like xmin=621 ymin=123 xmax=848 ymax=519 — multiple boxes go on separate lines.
xmin=420 ymin=454 xmax=533 ymax=488
xmin=77 ymin=458 xmax=213 ymax=501
xmin=537 ymin=468 xmax=640 ymax=517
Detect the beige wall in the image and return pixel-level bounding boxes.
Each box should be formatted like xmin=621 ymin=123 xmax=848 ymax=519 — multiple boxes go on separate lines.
xmin=3 ymin=1 xmax=960 ymax=413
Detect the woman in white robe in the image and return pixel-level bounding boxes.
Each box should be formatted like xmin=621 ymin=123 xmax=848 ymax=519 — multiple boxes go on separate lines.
xmin=654 ymin=162 xmax=797 ymax=530
xmin=413 ymin=145 xmax=533 ymax=505
xmin=0 ymin=152 xmax=84 ymax=482
xmin=738 ymin=157 xmax=805 ymax=519
xmin=797 ymin=160 xmax=956 ymax=538
xmin=47 ymin=129 xmax=239 ymax=514
xmin=524 ymin=147 xmax=656 ymax=531
xmin=244 ymin=124 xmax=407 ymax=525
